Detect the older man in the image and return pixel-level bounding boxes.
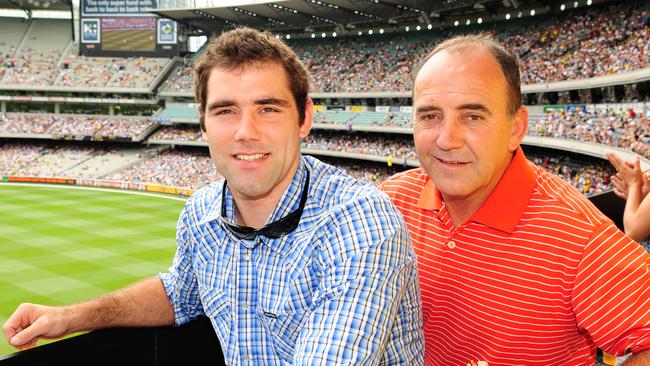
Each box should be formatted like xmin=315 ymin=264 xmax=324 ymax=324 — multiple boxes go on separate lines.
xmin=381 ymin=34 xmax=650 ymax=365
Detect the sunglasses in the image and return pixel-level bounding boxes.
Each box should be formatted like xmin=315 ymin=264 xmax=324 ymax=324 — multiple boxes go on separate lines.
xmin=220 ymin=169 xmax=310 ymax=240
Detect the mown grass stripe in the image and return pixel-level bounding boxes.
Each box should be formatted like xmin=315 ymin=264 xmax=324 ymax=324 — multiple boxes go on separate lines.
xmin=0 ymin=184 xmax=184 ymax=356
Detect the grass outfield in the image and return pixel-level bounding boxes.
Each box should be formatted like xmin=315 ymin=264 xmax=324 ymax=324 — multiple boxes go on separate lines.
xmin=0 ymin=183 xmax=186 ymax=356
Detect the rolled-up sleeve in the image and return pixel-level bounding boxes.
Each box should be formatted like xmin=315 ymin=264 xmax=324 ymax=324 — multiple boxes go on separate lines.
xmin=159 ymin=204 xmax=204 ymax=325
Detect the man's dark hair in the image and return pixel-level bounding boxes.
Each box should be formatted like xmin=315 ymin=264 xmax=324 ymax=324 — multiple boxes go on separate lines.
xmin=194 ymin=27 xmax=309 ymax=131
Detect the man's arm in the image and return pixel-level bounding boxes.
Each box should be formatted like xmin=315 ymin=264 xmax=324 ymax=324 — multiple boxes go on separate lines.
xmin=624 ymin=349 xmax=650 ymax=365
xmin=292 ymin=194 xmax=423 ymax=365
xmin=572 ymin=221 xmax=650 ymax=359
xmin=2 ymin=277 xmax=174 ymax=349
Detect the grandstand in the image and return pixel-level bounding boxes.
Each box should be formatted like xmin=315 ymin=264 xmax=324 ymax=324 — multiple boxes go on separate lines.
xmin=0 ymin=0 xmax=649 ymax=363
xmin=0 ymin=0 xmax=648 ymax=192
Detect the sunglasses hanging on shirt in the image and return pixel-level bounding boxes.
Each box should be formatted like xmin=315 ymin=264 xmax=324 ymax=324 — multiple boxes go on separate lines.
xmin=220 ymin=170 xmax=310 ymax=240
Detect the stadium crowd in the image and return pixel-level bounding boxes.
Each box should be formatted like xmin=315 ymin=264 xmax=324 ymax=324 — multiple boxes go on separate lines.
xmin=159 ymin=2 xmax=649 ymax=94
xmin=0 ymin=113 xmax=55 ymax=134
xmin=528 ymin=154 xmax=616 ymax=195
xmin=0 ymin=2 xmax=645 ymax=93
xmin=159 ymin=61 xmax=193 ymax=93
xmin=148 ymin=125 xmax=202 ymax=141
xmin=302 ymin=130 xmax=418 ymax=162
xmin=0 ymin=143 xmax=121 ymax=178
xmin=1 ymin=48 xmax=61 ymax=86
xmin=308 ymin=1 xmax=650 ymax=91
xmin=0 ymin=138 xmax=617 ymax=196
xmin=0 ymin=113 xmax=155 ymax=139
xmin=313 ymin=110 xmax=412 ymax=128
xmin=0 ymin=3 xmax=646 ymax=253
xmin=2 ymin=46 xmax=168 ymax=88
xmin=504 ymin=5 xmax=650 ymax=84
xmin=531 ymin=108 xmax=650 ymax=159
xmin=105 ymin=149 xmax=222 ymax=189
xmin=148 ymin=104 xmax=649 ymax=163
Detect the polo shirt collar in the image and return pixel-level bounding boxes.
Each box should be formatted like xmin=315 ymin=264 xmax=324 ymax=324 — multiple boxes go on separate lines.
xmin=417 ymin=178 xmax=443 ymax=210
xmin=417 ymin=147 xmax=535 ymax=233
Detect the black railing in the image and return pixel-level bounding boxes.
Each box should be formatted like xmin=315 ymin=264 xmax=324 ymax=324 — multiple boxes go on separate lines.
xmin=588 ymin=190 xmax=625 ymax=232
xmin=0 ymin=317 xmax=224 ymax=366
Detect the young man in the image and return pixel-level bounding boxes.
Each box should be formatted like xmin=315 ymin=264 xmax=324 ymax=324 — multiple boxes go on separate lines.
xmin=3 ymin=28 xmax=423 ymax=365
xmin=381 ymin=34 xmax=650 ymax=365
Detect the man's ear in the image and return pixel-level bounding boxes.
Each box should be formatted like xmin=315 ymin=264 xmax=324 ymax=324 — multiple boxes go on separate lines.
xmin=299 ymin=98 xmax=314 ymax=139
xmin=200 ymin=113 xmax=208 ymax=140
xmin=508 ymin=106 xmax=528 ymax=152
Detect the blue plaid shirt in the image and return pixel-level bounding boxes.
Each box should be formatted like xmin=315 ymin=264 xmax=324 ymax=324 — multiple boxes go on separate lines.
xmin=160 ymin=156 xmax=423 ymax=365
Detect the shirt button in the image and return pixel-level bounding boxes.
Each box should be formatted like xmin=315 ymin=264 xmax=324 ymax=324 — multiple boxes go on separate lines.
xmin=243 ymin=253 xmax=251 ymax=261
xmin=242 ymin=303 xmax=249 ymax=310
xmin=447 ymin=241 xmax=456 ymax=249
xmin=243 ymin=355 xmax=251 ymax=362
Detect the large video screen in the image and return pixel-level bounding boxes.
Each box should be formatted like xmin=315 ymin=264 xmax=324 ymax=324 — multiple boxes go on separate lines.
xmin=101 ymin=17 xmax=156 ymax=52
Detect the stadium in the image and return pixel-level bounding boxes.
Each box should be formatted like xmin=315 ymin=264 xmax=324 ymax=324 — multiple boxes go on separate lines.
xmin=0 ymin=0 xmax=649 ymax=364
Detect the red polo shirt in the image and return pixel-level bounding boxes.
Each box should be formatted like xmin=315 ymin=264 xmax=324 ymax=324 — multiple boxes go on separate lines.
xmin=381 ymin=148 xmax=650 ymax=366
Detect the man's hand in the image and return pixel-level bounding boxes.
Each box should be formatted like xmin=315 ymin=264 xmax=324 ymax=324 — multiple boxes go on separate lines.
xmin=2 ymin=303 xmax=72 ymax=350
xmin=2 ymin=277 xmax=174 ymax=351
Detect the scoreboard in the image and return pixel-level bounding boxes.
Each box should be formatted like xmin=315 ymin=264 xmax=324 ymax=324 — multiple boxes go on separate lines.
xmin=80 ymin=0 xmax=178 ymax=57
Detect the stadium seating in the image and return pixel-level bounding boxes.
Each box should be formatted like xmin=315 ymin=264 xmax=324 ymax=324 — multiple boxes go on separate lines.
xmin=0 ymin=113 xmax=157 ymax=141
xmin=0 ymin=18 xmax=172 ymax=90
xmin=303 ymin=2 xmax=649 ymax=92
xmin=531 ymin=108 xmax=650 ymax=159
xmin=1 ymin=1 xmax=648 ymax=197
xmin=159 ymin=65 xmax=193 ymax=93
xmin=1 ymin=19 xmax=70 ymax=86
xmin=1 ymin=2 xmax=649 ymax=363
xmin=104 ymin=149 xmax=222 ymax=189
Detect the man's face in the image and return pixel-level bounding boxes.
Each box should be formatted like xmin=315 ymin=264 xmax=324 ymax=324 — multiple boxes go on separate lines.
xmin=412 ymin=47 xmax=527 ymax=207
xmin=202 ymin=62 xmax=312 ymax=202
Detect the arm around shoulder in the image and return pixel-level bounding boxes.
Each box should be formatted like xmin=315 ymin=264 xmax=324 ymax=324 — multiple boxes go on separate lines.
xmin=292 ymin=193 xmax=423 ymax=364
xmin=623 ymin=349 xmax=650 ymax=365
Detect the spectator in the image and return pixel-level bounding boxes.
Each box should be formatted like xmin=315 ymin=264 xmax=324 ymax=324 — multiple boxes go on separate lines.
xmin=607 ymin=152 xmax=650 ymax=242
xmin=2 ymin=27 xmax=423 ymax=365
xmin=381 ymin=33 xmax=650 ymax=365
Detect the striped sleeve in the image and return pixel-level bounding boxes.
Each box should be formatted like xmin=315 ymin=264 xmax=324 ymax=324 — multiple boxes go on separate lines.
xmin=159 ymin=201 xmax=204 ymax=325
xmin=572 ymin=219 xmax=650 ymax=355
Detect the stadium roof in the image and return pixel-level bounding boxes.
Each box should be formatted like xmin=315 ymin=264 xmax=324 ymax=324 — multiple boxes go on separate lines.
xmin=0 ymin=0 xmax=611 ymax=36
xmin=150 ymin=0 xmax=586 ymax=37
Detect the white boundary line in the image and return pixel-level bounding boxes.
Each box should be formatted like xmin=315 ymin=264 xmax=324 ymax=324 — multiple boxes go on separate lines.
xmin=0 ymin=182 xmax=188 ymax=202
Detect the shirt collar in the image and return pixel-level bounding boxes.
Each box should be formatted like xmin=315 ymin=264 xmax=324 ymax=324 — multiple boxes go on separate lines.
xmin=261 ymin=159 xmax=307 ymax=225
xmin=417 ymin=177 xmax=443 ymax=210
xmin=201 ymin=158 xmax=308 ymax=253
xmin=417 ymin=147 xmax=536 ymax=233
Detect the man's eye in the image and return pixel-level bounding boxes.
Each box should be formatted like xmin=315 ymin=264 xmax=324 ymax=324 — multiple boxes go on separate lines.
xmin=419 ymin=114 xmax=440 ymax=122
